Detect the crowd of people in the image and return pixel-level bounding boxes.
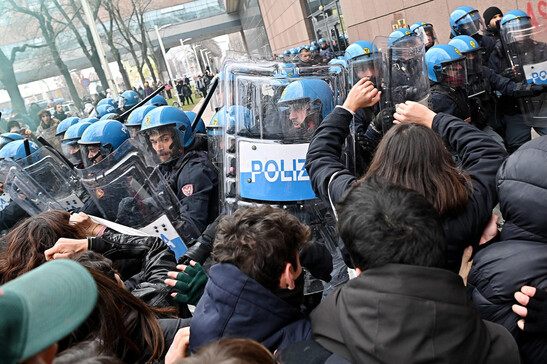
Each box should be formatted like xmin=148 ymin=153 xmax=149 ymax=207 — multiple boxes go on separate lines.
xmin=1 ymin=4 xmax=547 ymax=364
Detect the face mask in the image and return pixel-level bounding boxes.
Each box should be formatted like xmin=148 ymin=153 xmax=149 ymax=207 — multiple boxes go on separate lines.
xmin=271 ymin=272 xmax=305 ymax=309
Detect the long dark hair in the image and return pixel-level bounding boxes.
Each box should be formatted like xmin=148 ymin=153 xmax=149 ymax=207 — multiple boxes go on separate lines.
xmin=0 ymin=210 xmax=87 ymax=284
xmin=68 ymin=251 xmax=173 ymax=363
xmin=364 ymin=123 xmax=471 ymax=216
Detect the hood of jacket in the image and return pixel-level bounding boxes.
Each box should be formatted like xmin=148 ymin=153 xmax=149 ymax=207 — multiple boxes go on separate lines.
xmin=497 ymin=136 xmax=547 ymax=242
xmin=189 ymin=263 xmax=311 ymax=353
xmin=311 ymin=264 xmax=519 ymax=364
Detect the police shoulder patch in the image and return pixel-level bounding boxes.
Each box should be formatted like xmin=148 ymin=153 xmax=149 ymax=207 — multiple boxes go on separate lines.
xmin=96 ymin=189 xmax=105 ymax=199
xmin=182 ymin=184 xmax=194 ymax=197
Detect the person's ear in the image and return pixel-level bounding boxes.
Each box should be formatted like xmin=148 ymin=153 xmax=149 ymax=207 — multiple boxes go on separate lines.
xmin=355 ymin=267 xmax=363 ymax=276
xmin=279 ymin=262 xmax=296 ymax=290
xmin=24 ymin=343 xmax=58 ymax=364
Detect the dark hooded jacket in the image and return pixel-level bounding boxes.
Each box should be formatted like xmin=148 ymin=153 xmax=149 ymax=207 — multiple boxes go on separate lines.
xmin=310 ymin=264 xmax=520 ymax=364
xmin=189 ymin=263 xmax=311 ymax=353
xmin=468 ymin=136 xmax=547 ymax=364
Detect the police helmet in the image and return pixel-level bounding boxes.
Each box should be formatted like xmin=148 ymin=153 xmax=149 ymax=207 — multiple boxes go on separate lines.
xmin=207 ymin=107 xmax=228 ymax=136
xmin=277 ymin=79 xmax=334 ymax=119
xmin=55 ymin=117 xmax=79 ymax=136
xmin=0 ymin=140 xmax=39 ymax=161
xmin=319 ymin=38 xmax=327 ymax=44
xmin=119 ymin=90 xmax=141 ymax=110
xmin=311 ymin=41 xmax=319 ymax=48
xmin=388 ymin=28 xmax=415 ymax=47
xmin=96 ymin=103 xmax=116 ymax=118
xmin=62 ymin=122 xmax=92 ymax=166
xmin=284 ymin=49 xmax=291 ymax=55
xmin=125 ymin=105 xmax=157 ymax=138
xmin=425 ymin=44 xmax=467 ymax=87
xmin=99 ymin=113 xmax=119 ymax=121
xmin=184 ymin=111 xmax=206 ymax=134
xmin=0 ymin=133 xmax=24 ymax=150
xmin=310 ymin=46 xmax=318 ymax=53
xmin=139 ymin=106 xmax=193 ymax=164
xmin=410 ymin=21 xmax=438 ymax=50
xmin=290 ymin=48 xmax=298 ymax=55
xmin=450 ymin=6 xmax=484 ymax=36
xmin=449 ymin=35 xmax=482 ymax=74
xmin=79 ymin=120 xmax=130 ymax=166
xmin=97 ymin=98 xmax=118 ymax=110
xmin=501 ymin=10 xmax=532 ymax=43
xmin=146 ymin=94 xmax=168 ymax=107
xmin=79 ymin=117 xmax=99 ymax=124
xmin=344 ymin=41 xmax=378 ymax=61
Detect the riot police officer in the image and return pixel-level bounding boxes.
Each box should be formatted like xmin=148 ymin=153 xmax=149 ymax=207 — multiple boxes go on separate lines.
xmin=125 ymin=105 xmax=157 ymax=138
xmin=139 ymin=106 xmax=219 ymax=240
xmin=450 ymin=6 xmax=496 ymax=65
xmin=61 ymin=121 xmax=92 ymax=168
xmin=410 ymin=21 xmax=438 ymax=51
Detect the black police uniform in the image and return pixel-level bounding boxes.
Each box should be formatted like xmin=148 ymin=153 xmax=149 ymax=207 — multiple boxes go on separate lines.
xmin=159 ymin=149 xmax=218 ymax=241
xmin=305 ymin=106 xmax=507 ymax=271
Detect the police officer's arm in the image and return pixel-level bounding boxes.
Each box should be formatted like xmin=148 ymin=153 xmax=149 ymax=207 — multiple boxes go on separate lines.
xmin=175 ymin=161 xmax=218 ymax=238
xmin=429 ymin=92 xmax=462 ymax=117
xmin=483 ymin=66 xmax=544 ymax=97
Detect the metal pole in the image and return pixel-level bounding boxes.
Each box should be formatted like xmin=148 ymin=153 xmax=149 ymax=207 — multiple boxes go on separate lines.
xmin=179 ymin=39 xmax=192 ymax=77
xmin=80 ymin=0 xmax=119 ymax=97
xmin=204 ymin=52 xmax=212 ymax=72
xmin=154 ymin=25 xmax=181 ymax=104
xmin=199 ymin=48 xmax=208 ymax=73
xmin=192 ymin=44 xmax=203 ymax=74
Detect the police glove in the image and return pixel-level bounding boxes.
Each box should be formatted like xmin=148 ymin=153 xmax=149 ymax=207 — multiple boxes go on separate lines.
xmin=178 ymin=214 xmax=222 ymax=265
xmin=169 ymin=262 xmax=208 ymax=306
xmin=521 ymin=288 xmax=547 ymax=334
xmin=513 ymin=83 xmax=546 ymax=98
xmin=374 ymin=107 xmax=396 ymax=134
xmin=502 ymin=67 xmax=517 ymax=80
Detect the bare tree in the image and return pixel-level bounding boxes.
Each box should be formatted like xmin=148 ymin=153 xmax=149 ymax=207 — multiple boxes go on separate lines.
xmin=97 ymin=0 xmax=131 ymax=89
xmin=6 ymin=0 xmax=83 ymax=110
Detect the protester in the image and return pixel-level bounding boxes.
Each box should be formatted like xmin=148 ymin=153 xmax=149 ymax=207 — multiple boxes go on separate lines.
xmin=279 ymin=178 xmax=520 ymax=363
xmin=0 ymin=259 xmax=97 ymax=364
xmin=188 ymin=205 xmax=312 ymax=353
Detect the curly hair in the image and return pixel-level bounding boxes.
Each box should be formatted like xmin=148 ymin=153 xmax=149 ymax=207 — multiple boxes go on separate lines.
xmin=213 ymin=206 xmax=310 ymax=291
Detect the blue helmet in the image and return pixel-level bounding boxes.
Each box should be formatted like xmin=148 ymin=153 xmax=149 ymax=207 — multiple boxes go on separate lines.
xmin=184 ymin=111 xmax=206 ymax=133
xmin=99 ymin=113 xmax=119 ymax=121
xmin=146 ymin=94 xmax=168 ymax=107
xmin=79 ymin=117 xmax=99 ymax=124
xmin=96 ymin=103 xmax=116 ymax=118
xmin=410 ymin=22 xmax=437 ymax=50
xmin=0 ymin=140 xmax=39 ymax=161
xmin=319 ymin=38 xmax=327 ymax=44
xmin=139 ymin=106 xmax=194 ymax=162
xmin=63 ymin=122 xmax=92 ymax=145
xmin=344 ymin=41 xmax=378 ymax=61
xmin=501 ymin=10 xmax=532 ymax=43
xmin=290 ymin=48 xmax=298 ymax=55
xmin=425 ymin=44 xmax=467 ymax=87
xmin=120 ymin=90 xmax=141 ymax=109
xmin=79 ymin=120 xmax=130 ymax=166
xmin=55 ymin=116 xmax=79 ymax=136
xmin=62 ymin=122 xmax=92 ymax=165
xmin=297 ymin=46 xmax=305 ymax=52
xmin=284 ymin=49 xmax=291 ymax=55
xmin=388 ymin=28 xmax=415 ymax=46
xmin=304 ymin=45 xmax=310 ymax=50
xmin=126 ymin=105 xmax=157 ymax=138
xmin=310 ymin=46 xmax=318 ymax=53
xmin=277 ymin=79 xmax=334 ymax=119
xmin=227 ymin=105 xmax=255 ymax=131
xmin=311 ymin=41 xmax=319 ymax=47
xmin=0 ymin=133 xmax=24 ymax=150
xmin=449 ymin=35 xmax=483 ymax=74
xmin=208 ymin=107 xmax=228 ymax=136
xmin=450 ymin=6 xmax=484 ymax=36
xmin=97 ymin=98 xmax=118 ymax=109
xmin=276 ymin=63 xmax=296 ymax=77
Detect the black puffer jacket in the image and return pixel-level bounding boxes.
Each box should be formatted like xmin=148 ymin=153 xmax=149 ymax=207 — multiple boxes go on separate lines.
xmin=468 ymin=136 xmax=547 ymax=364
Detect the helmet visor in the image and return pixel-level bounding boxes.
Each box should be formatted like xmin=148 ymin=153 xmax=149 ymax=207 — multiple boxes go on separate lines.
xmin=414 ymin=24 xmax=437 ymax=50
xmin=437 ymin=58 xmax=468 ymax=88
xmin=350 ymin=54 xmax=378 ymax=85
xmin=455 ymin=11 xmax=485 ymax=36
xmin=138 ymin=125 xmax=183 ymax=165
xmin=62 ymin=142 xmax=83 ymax=166
xmin=464 ymin=49 xmax=483 ymax=75
xmin=80 ymin=143 xmax=107 ymax=168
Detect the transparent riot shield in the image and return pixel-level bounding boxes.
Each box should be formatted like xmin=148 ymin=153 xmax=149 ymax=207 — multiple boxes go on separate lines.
xmin=16 ymin=146 xmax=88 ymax=211
xmin=373 ymin=35 xmax=430 ymax=132
xmin=76 ymin=139 xmax=188 ymax=259
xmin=2 ymin=159 xmax=66 ymax=216
xmin=506 ymin=25 xmax=547 ymax=127
xmin=40 ymin=126 xmax=63 ymax=153
xmin=217 ymin=61 xmax=350 ymax=294
xmin=0 ymin=160 xmax=13 ymax=211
